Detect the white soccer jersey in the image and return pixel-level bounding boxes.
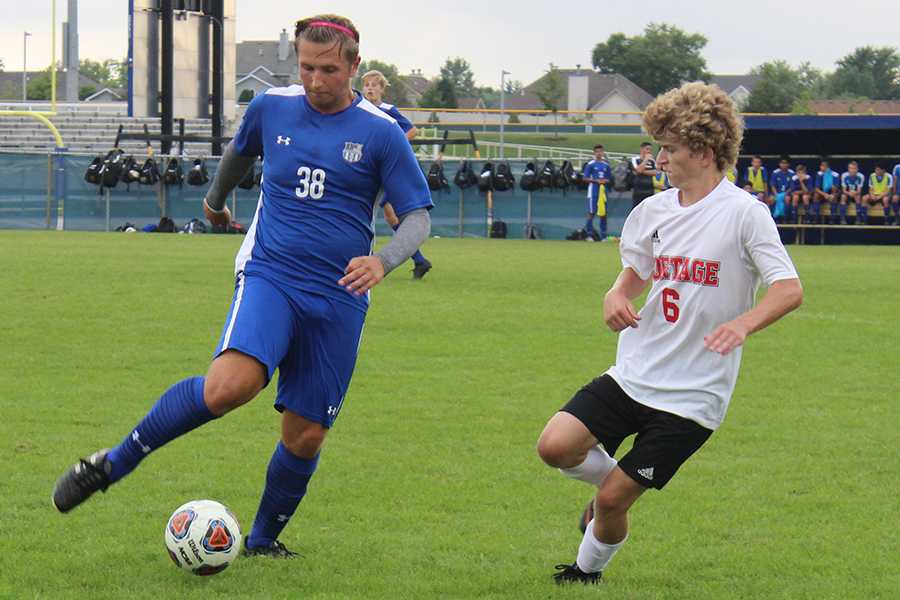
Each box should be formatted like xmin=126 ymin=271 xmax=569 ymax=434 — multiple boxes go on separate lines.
xmin=607 ymin=178 xmax=799 ymax=430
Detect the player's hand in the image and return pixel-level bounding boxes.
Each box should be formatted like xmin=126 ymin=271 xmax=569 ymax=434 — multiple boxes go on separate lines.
xmin=339 ymin=256 xmax=386 ymax=296
xmin=704 ymin=320 xmax=750 ymax=355
xmin=603 ymin=290 xmax=641 ymax=332
xmin=203 ymin=198 xmax=232 ymax=228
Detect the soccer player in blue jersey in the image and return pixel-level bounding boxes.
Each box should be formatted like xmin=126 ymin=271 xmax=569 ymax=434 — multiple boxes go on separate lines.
xmin=769 ymin=156 xmax=794 ymax=222
xmin=790 ymin=164 xmax=813 ymax=223
xmin=814 ymin=159 xmax=841 ymax=224
xmin=52 ymin=14 xmax=433 ymax=559
xmin=840 ymin=161 xmax=865 ymax=225
xmin=361 ymin=69 xmax=432 ymax=278
xmin=583 ymin=145 xmax=612 ymax=240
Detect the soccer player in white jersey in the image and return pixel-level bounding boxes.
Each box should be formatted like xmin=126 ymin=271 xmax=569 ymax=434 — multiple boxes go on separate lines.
xmin=52 ymin=14 xmax=433 ymax=559
xmin=537 ymin=82 xmax=803 ymax=584
xmin=360 ymin=69 xmax=433 ymax=278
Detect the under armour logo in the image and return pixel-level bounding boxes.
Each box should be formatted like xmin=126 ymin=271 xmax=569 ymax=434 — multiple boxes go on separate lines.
xmin=132 ymin=430 xmax=152 ymax=454
xmin=276 ymin=135 xmax=291 ymax=145
xmin=326 ymin=406 xmax=338 ymax=417
xmin=276 ymin=514 xmax=290 ymax=523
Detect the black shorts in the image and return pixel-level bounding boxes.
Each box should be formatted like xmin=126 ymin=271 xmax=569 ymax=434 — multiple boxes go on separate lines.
xmin=561 ymin=374 xmax=713 ymax=490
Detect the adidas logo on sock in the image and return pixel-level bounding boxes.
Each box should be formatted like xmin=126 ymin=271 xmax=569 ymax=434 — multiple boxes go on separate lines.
xmin=637 ymin=467 xmax=654 ymax=480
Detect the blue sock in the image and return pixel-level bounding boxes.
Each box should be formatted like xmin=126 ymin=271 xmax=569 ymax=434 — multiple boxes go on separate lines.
xmin=855 ymin=205 xmax=864 ymax=222
xmin=839 ymin=204 xmax=848 ymax=219
xmin=812 ymin=201 xmax=820 ymax=218
xmin=247 ymin=443 xmax=319 ymax=548
xmin=599 ymin=216 xmax=607 ymax=239
xmin=892 ymin=203 xmax=900 ymax=221
xmin=585 ymin=216 xmax=594 ymax=234
xmin=107 ymin=377 xmax=215 ymax=483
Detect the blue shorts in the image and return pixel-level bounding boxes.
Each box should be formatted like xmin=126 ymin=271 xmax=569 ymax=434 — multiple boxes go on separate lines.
xmin=214 ymin=273 xmax=366 ymax=428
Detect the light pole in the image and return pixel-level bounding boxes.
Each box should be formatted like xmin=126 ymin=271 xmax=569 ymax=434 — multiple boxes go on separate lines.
xmin=23 ymin=31 xmax=32 ymax=102
xmin=500 ymin=70 xmax=510 ymax=158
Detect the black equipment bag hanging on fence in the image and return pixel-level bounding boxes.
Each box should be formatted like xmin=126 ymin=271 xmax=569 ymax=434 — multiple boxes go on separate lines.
xmin=537 ymin=160 xmax=557 ymax=189
xmin=477 ymin=162 xmax=494 ymax=192
xmin=519 ymin=162 xmax=539 ymax=191
xmin=138 ymin=157 xmax=160 ymax=185
xmin=453 ymin=160 xmax=478 ymax=189
xmin=426 ymin=162 xmax=449 ymax=191
xmin=492 ymin=162 xmax=515 ymax=192
xmin=555 ymin=160 xmax=576 ymax=190
xmin=99 ymin=149 xmax=126 ymax=188
xmin=187 ymin=158 xmax=210 ymax=186
xmin=84 ymin=156 xmax=104 ymax=185
xmin=163 ymin=157 xmax=183 ymax=185
xmin=120 ymin=156 xmax=141 ymax=185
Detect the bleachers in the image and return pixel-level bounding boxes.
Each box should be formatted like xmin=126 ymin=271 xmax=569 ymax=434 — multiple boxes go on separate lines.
xmin=0 ymin=103 xmax=224 ymax=156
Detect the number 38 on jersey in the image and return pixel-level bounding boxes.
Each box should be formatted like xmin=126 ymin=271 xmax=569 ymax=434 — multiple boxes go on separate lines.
xmin=295 ymin=166 xmax=326 ymax=200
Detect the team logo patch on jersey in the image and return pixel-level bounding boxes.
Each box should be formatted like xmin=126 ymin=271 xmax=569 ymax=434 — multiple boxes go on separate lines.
xmin=342 ymin=142 xmax=364 ymax=163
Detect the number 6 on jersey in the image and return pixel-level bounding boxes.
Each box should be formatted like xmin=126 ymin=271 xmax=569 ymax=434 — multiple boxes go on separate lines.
xmin=296 ymin=166 xmax=326 ymax=200
xmin=662 ymin=287 xmax=680 ymax=323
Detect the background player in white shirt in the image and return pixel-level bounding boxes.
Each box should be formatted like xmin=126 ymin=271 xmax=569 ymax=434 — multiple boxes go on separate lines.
xmin=537 ymin=82 xmax=803 ymax=584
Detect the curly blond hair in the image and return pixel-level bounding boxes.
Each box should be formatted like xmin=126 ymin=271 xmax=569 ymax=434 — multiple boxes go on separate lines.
xmin=642 ymin=82 xmax=743 ymax=173
xmin=361 ymin=70 xmax=390 ymax=88
xmin=294 ymin=14 xmax=360 ymax=65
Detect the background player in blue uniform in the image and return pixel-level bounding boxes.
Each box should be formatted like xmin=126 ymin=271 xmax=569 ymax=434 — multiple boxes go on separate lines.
xmin=52 ymin=14 xmax=433 ymax=559
xmin=768 ymin=156 xmax=794 ymax=222
xmin=840 ymin=161 xmax=865 ymax=225
xmin=814 ymin=159 xmax=841 ymax=224
xmin=892 ymin=163 xmax=900 ymax=225
xmin=582 ymin=145 xmax=612 ymax=240
xmin=361 ymin=70 xmax=432 ymax=279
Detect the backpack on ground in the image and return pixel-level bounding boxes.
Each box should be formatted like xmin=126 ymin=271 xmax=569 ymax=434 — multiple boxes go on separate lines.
xmin=237 ymin=164 xmax=256 ymax=190
xmin=187 ymin=158 xmax=210 ymax=186
xmin=477 ymin=162 xmax=494 ymax=192
xmin=520 ymin=162 xmax=539 ymax=191
xmin=538 ymin=160 xmax=557 ymax=189
xmin=489 ymin=220 xmax=508 ymax=238
xmin=157 ymin=216 xmax=176 ymax=233
xmin=426 ymin=162 xmax=449 ymax=191
xmin=566 ymin=228 xmax=588 ymax=241
xmin=163 ymin=157 xmax=183 ymax=185
xmin=492 ymin=162 xmax=515 ymax=192
xmin=138 ymin=157 xmax=160 ymax=185
xmin=100 ymin=149 xmax=126 ymax=188
xmin=182 ymin=218 xmax=207 ymax=234
xmin=613 ymin=160 xmax=632 ymax=192
xmin=453 ymin=160 xmax=478 ymax=189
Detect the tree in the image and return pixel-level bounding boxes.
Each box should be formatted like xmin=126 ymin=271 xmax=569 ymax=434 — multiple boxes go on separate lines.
xmin=79 ymin=85 xmax=96 ymax=100
xmin=439 ymin=57 xmax=476 ymax=99
xmin=534 ymin=64 xmax=566 ymax=138
xmin=0 ymin=57 xmax=5 ymax=72
xmin=238 ymin=89 xmax=255 ymax=103
xmin=504 ymin=79 xmax=523 ymax=95
xmin=591 ymin=24 xmax=709 ymax=95
xmin=475 ymin=85 xmax=500 ymax=108
xmin=745 ymin=61 xmax=829 ymax=113
xmin=26 ymin=68 xmax=53 ymax=100
xmin=79 ymin=58 xmax=126 ymax=89
xmin=354 ymin=59 xmax=410 ymax=106
xmin=829 ymin=46 xmax=900 ymax=100
xmin=419 ymin=76 xmax=457 ymax=108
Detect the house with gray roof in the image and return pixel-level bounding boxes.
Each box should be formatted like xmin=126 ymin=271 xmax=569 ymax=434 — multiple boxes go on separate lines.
xmin=236 ymin=29 xmax=297 ymax=101
xmin=708 ymin=74 xmax=762 ymax=109
xmin=520 ymin=69 xmax=654 ymax=115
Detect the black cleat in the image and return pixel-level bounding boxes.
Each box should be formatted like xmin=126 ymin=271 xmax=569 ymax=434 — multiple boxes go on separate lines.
xmin=412 ymin=259 xmax=432 ymax=280
xmin=553 ymin=563 xmax=601 ymax=585
xmin=52 ymin=449 xmax=112 ymax=513
xmin=579 ymin=498 xmax=595 ymax=534
xmin=242 ymin=539 xmax=299 ymax=559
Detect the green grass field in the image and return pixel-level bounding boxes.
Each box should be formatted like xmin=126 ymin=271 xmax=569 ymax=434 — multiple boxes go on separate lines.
xmin=1 ymin=232 xmax=898 ymax=599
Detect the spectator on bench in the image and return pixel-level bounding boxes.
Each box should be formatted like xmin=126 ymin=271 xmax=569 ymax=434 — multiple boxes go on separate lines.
xmin=814 ymin=159 xmax=841 ymax=224
xmin=861 ymin=164 xmax=893 ymax=225
xmin=791 ymin=164 xmax=813 ymax=223
xmin=743 ymin=155 xmax=769 ymax=207
xmin=769 ymin=156 xmax=794 ymax=222
xmin=840 ymin=161 xmax=865 ymax=225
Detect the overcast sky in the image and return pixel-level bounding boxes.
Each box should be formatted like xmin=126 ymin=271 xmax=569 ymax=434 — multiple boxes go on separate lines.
xmin=1 ymin=0 xmax=898 ymax=88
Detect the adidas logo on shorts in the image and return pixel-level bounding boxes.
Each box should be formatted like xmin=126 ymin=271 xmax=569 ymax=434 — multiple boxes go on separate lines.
xmin=637 ymin=466 xmax=655 ymax=480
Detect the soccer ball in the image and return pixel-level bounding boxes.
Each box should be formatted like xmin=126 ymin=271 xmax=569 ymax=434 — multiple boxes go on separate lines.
xmin=164 ymin=499 xmax=242 ymax=576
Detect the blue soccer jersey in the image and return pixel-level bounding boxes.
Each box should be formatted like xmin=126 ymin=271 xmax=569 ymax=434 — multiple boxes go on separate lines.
xmin=769 ymin=168 xmax=795 ymax=193
xmin=583 ymin=160 xmax=611 ymax=198
xmin=841 ymin=171 xmax=865 ymax=192
xmin=378 ymin=102 xmax=414 ymax=133
xmin=231 ymin=85 xmax=433 ymax=309
xmin=791 ymin=172 xmax=813 ymax=193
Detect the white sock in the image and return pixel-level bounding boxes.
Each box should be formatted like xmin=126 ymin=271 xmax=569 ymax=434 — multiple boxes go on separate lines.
xmin=559 ymin=446 xmax=617 ymax=486
xmin=576 ymin=519 xmax=627 ymax=574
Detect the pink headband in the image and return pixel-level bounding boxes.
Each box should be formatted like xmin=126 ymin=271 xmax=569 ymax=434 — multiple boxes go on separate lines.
xmin=307 ymin=21 xmax=358 ymax=42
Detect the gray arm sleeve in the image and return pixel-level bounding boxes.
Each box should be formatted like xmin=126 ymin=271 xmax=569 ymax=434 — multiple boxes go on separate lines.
xmin=375 ymin=208 xmax=431 ymax=274
xmin=204 ymin=141 xmax=258 ymax=211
